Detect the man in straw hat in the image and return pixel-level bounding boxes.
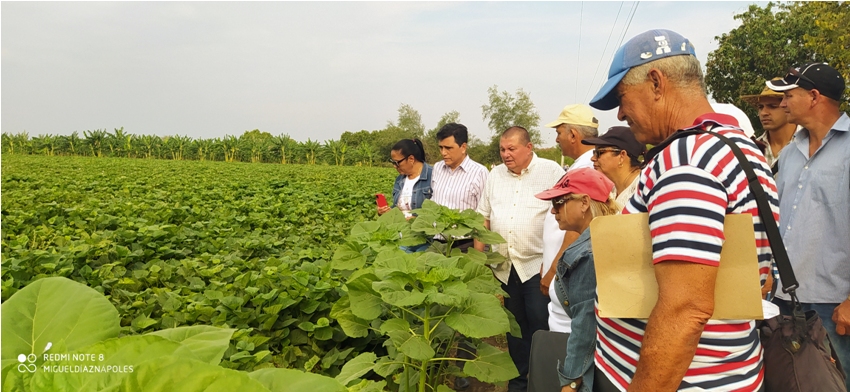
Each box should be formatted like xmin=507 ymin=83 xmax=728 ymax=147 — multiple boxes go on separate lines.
xmin=741 ymin=78 xmax=798 ymax=169
xmin=587 ymin=29 xmax=777 ymax=391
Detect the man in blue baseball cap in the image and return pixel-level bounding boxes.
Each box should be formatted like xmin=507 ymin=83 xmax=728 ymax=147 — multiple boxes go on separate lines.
xmin=586 ymin=30 xmax=776 ymax=392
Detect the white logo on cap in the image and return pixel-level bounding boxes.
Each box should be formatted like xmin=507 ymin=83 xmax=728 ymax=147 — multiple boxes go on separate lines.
xmin=655 ymin=36 xmax=671 ymax=55
xmin=681 ymin=42 xmax=687 ymax=51
xmin=640 ymin=52 xmax=652 ymax=59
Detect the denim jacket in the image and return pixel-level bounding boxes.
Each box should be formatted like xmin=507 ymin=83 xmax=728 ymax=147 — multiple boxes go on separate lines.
xmin=554 ymin=228 xmax=596 ymax=392
xmin=391 ymin=163 xmax=433 ymax=212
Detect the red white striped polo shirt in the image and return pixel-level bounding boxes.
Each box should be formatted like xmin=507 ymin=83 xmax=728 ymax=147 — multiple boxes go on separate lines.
xmin=595 ymin=114 xmax=779 ymax=391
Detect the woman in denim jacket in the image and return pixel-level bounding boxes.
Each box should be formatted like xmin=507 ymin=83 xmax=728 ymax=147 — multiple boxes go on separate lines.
xmin=377 ymin=138 xmax=432 ymax=252
xmin=534 ymin=168 xmax=619 ymax=392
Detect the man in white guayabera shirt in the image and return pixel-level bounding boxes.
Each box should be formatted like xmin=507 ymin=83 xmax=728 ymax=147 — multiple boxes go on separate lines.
xmin=475 ymin=126 xmax=565 ymax=392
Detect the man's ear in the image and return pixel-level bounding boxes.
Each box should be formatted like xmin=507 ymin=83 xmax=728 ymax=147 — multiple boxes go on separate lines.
xmin=570 ymin=127 xmax=580 ymax=141
xmin=648 ymin=68 xmax=664 ymax=100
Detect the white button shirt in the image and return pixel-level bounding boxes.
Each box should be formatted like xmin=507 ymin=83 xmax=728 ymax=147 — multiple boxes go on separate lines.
xmin=477 ymin=154 xmax=566 ymax=284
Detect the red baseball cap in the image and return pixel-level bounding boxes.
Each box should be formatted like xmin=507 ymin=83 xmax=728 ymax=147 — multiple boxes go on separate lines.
xmin=535 ymin=167 xmax=614 ymax=202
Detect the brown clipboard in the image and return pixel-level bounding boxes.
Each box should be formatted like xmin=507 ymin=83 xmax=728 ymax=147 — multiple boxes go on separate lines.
xmin=590 ymin=213 xmax=763 ymax=320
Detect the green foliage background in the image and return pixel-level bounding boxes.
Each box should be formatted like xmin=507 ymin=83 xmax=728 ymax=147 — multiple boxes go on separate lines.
xmin=706 ymin=1 xmax=850 ymax=135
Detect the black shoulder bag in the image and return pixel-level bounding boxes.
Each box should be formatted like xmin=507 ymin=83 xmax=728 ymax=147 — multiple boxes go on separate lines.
xmin=650 ymin=128 xmax=846 ymax=392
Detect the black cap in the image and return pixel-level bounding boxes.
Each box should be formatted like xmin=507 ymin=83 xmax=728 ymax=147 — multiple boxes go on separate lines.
xmin=766 ymin=63 xmax=846 ymax=102
xmin=581 ymin=126 xmax=647 ymax=162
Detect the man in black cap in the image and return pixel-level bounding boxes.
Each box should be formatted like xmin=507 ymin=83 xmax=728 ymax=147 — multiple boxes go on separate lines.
xmin=767 ymin=62 xmax=850 ymax=390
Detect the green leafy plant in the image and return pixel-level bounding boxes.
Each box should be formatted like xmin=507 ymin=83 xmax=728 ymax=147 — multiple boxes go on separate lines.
xmin=1 ymin=154 xmax=396 ymax=374
xmin=1 ymin=276 xmax=352 ymax=392
xmin=331 ymin=200 xmax=520 ymax=392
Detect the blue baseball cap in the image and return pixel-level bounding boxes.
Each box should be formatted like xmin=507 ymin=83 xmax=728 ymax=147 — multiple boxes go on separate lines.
xmin=589 ymin=29 xmax=697 ymax=111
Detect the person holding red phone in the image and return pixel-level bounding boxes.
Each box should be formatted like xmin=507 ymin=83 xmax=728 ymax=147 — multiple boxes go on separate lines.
xmin=377 ymin=139 xmax=433 ymax=252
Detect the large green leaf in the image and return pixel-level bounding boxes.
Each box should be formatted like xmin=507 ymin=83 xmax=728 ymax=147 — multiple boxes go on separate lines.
xmin=148 ymin=325 xmax=235 ymax=365
xmin=425 ymin=281 xmax=469 ymax=307
xmin=30 ymin=335 xmax=194 ymax=392
xmin=335 ymin=352 xmax=376 ymax=386
xmin=463 ymin=342 xmax=518 ymax=383
xmin=444 ymin=293 xmax=509 ymax=338
xmin=1 ymin=277 xmax=120 ymax=367
xmin=398 ymin=335 xmax=434 ymax=362
xmin=373 ymin=279 xmax=427 ymax=308
xmin=331 ymin=242 xmax=367 ymax=270
xmin=249 ymin=368 xmax=345 ymax=392
xmin=373 ymin=250 xmax=418 ymax=280
xmin=330 ymin=296 xmax=370 ymax=338
xmin=346 ymin=273 xmax=384 ymax=320
xmin=473 ymin=229 xmax=506 ymax=245
xmin=115 ymin=355 xmax=268 ymax=392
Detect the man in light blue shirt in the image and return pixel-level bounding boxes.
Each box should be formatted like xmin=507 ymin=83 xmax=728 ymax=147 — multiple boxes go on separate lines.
xmin=768 ymin=62 xmax=850 ymax=389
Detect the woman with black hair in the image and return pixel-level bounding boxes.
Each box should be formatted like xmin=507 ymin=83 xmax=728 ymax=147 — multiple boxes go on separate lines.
xmin=377 ymin=138 xmax=433 ymax=216
xmin=377 ymin=138 xmax=432 ymax=252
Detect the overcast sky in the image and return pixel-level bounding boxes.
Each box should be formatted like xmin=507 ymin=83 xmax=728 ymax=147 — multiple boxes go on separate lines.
xmin=1 ymin=1 xmax=764 ymax=148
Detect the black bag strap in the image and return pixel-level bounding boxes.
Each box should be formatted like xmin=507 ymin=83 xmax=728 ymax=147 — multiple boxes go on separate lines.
xmin=646 ymin=127 xmax=805 ymax=319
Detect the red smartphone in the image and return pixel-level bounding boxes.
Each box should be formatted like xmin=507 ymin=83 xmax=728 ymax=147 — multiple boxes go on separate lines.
xmin=376 ymin=194 xmax=388 ymax=208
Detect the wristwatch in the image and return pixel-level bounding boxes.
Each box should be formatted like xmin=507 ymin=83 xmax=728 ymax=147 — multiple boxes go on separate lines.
xmin=569 ymin=381 xmax=578 ymax=389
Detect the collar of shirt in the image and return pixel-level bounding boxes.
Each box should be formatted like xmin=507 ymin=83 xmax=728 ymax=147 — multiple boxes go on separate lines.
xmin=569 ymin=149 xmax=595 ymax=171
xmin=690 ymin=112 xmax=740 ymax=130
xmin=794 ymin=112 xmax=850 ymax=143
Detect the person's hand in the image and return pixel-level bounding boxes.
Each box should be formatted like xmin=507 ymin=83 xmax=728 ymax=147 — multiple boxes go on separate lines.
xmin=540 ymin=269 xmax=555 ymax=296
xmin=833 ymin=298 xmax=850 ymax=335
xmin=560 ymin=378 xmax=581 ymax=392
xmin=377 ymin=205 xmax=391 ymax=215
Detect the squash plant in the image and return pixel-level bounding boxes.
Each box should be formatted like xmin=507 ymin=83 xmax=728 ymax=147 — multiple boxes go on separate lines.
xmin=331 ymin=200 xmax=520 ymax=392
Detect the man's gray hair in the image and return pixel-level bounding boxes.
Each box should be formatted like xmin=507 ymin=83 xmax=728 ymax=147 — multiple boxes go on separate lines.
xmin=569 ymin=124 xmax=599 ymax=139
xmin=621 ymin=55 xmax=706 ymax=95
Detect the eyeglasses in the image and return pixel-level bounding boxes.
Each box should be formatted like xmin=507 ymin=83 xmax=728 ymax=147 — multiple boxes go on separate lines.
xmin=388 ymin=155 xmax=410 ymax=167
xmin=551 ymin=197 xmax=567 ymax=209
xmin=787 ymin=67 xmax=817 ymax=88
xmin=593 ymin=148 xmax=622 ymax=158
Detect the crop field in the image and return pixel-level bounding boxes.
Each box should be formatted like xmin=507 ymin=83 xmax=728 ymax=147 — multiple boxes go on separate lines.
xmin=1 ymin=154 xmax=396 ymax=373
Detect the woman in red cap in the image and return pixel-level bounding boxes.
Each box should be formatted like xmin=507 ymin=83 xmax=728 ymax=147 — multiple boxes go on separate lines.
xmin=533 ymin=167 xmax=619 ymax=392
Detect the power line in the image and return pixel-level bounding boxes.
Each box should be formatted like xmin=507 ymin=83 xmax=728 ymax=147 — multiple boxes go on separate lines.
xmin=585 ymin=1 xmax=626 ymax=101
xmin=617 ymin=2 xmax=640 ymax=50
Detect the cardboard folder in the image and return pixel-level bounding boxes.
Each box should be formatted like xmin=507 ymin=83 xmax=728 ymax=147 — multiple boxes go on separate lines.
xmin=590 ymin=213 xmax=763 ymax=320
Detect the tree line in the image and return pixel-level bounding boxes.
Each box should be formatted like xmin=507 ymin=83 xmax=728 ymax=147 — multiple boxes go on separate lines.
xmin=2 ymin=85 xmax=564 ymax=167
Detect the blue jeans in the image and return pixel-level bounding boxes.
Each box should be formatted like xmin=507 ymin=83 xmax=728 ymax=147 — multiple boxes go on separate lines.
xmin=400 ymin=243 xmax=430 ymax=253
xmin=502 ymin=267 xmax=550 ymax=392
xmin=773 ymin=299 xmax=850 ymax=391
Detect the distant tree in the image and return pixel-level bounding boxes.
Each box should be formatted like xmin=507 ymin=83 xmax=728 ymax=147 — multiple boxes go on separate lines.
xmin=355 ymin=142 xmax=377 ymax=166
xmin=481 ymin=85 xmax=542 ymax=145
xmin=66 ymin=131 xmax=82 ymax=156
xmin=706 ymin=2 xmax=849 ymax=130
xmin=386 ymin=104 xmax=426 ymax=139
xmin=236 ymin=129 xmax=272 ymax=163
xmin=269 ymin=134 xmax=295 ymax=164
xmin=83 ymin=129 xmax=108 ymax=157
xmin=301 ymin=139 xmax=321 ymax=165
xmin=325 ymin=139 xmax=348 ymax=166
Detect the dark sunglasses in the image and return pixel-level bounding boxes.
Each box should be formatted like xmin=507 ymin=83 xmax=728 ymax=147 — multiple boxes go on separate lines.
xmin=786 ymin=67 xmax=817 ymax=88
xmin=551 ymin=197 xmax=568 ymax=209
xmin=593 ymin=148 xmax=622 ymax=158
xmin=388 ymin=155 xmax=410 ymax=167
